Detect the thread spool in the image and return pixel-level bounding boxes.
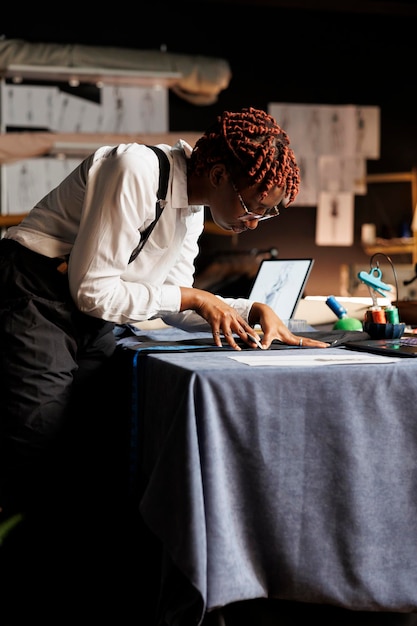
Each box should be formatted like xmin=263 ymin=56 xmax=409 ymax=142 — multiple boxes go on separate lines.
xmin=385 ymin=306 xmax=400 ymax=324
xmin=370 ymin=306 xmax=386 ymax=323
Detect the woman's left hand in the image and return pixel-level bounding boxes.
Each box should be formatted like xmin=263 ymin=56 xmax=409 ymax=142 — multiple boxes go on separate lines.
xmin=248 ymin=302 xmax=330 ymax=349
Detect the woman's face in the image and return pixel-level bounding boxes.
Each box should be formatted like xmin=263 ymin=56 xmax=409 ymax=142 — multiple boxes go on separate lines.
xmin=210 ymin=175 xmax=286 ymax=234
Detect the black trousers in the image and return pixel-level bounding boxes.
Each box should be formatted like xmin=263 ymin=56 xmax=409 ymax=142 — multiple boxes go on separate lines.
xmin=0 ymin=240 xmax=161 ymax=625
xmin=0 ymin=238 xmax=117 ymax=515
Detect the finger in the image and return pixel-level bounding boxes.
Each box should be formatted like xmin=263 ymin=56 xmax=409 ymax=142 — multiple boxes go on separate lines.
xmin=223 ymin=331 xmax=241 ymax=351
xmin=262 ymin=330 xmax=330 ymax=349
xmin=305 ymin=338 xmax=331 ymax=348
xmin=212 ymin=330 xmax=222 ymax=347
xmin=236 ymin=322 xmax=260 ymax=339
xmin=293 ymin=335 xmax=330 ymax=348
xmin=233 ymin=323 xmax=264 ymax=349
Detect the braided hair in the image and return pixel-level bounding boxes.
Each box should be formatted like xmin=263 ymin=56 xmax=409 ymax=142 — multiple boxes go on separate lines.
xmin=189 ymin=107 xmax=300 ymax=205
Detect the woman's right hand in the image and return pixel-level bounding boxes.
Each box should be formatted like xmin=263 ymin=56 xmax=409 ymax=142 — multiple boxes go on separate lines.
xmin=180 ymin=287 xmax=257 ymax=350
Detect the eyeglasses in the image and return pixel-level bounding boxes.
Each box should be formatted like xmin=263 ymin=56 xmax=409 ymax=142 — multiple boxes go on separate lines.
xmin=231 ymin=180 xmax=281 ymax=222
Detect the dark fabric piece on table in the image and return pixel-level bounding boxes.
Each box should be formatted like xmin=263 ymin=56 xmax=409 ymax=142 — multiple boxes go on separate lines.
xmin=115 ymin=327 xmax=370 ymax=354
xmin=271 ymin=329 xmax=370 ymax=347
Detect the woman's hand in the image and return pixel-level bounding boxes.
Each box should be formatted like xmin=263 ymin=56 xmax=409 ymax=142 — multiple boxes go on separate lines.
xmin=180 ymin=289 xmax=330 ymax=351
xmin=248 ymin=302 xmax=330 ymax=349
xmin=180 ymin=287 xmax=263 ymax=350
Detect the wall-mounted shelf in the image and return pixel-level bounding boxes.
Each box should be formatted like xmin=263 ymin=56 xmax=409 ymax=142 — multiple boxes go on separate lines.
xmin=0 ymin=63 xmax=175 ymax=222
xmin=363 ymin=238 xmax=414 ymax=257
xmin=0 ymin=213 xmax=239 ymax=238
xmin=1 ymin=64 xmax=181 ymax=88
xmin=359 ymin=168 xmax=417 ymax=264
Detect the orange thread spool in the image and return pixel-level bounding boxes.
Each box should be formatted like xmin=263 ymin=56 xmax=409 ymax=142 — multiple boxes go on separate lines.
xmin=371 ymin=307 xmax=386 ymax=323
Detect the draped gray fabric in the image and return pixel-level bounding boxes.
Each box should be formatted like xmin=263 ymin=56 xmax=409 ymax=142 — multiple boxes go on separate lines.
xmin=127 ymin=339 xmax=417 ymax=624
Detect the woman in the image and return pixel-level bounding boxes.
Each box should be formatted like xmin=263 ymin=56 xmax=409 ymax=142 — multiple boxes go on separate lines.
xmin=0 ymin=106 xmax=328 ymax=522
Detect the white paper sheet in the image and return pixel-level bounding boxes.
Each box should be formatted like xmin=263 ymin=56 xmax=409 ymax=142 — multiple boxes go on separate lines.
xmin=228 ymin=352 xmax=400 ymax=366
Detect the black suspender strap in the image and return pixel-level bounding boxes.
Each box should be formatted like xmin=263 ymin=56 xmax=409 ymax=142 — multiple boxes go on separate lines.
xmin=128 ymin=145 xmax=170 ymax=264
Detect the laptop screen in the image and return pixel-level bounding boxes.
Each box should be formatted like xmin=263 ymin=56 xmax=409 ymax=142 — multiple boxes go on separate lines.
xmin=248 ymin=258 xmax=314 ymax=320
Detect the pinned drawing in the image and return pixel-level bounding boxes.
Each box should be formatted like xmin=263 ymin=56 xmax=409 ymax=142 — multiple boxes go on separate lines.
xmin=315 ymin=191 xmax=354 ymax=246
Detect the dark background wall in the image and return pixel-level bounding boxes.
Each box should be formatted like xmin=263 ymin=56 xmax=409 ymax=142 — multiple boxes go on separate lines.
xmin=3 ymin=0 xmax=417 ymax=296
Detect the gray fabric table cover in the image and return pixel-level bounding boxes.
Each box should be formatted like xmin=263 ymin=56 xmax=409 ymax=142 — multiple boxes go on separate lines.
xmin=128 ymin=341 xmax=417 ymax=624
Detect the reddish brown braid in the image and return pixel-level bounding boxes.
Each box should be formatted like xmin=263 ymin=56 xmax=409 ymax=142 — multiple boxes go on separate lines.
xmin=189 ymin=107 xmax=300 ymax=205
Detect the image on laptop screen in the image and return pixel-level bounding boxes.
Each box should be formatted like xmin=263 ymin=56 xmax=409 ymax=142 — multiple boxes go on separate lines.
xmin=248 ymin=258 xmax=314 ymax=320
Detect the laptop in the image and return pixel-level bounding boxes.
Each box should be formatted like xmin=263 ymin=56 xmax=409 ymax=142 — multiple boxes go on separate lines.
xmin=248 ymin=258 xmax=314 ymax=321
xmin=344 ymin=336 xmax=417 ymax=358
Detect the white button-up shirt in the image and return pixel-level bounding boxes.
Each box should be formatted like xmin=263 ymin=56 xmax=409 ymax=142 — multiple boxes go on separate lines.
xmin=6 ymin=140 xmax=253 ymax=328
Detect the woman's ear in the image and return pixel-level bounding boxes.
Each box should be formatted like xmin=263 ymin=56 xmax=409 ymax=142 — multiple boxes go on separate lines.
xmin=209 ymin=163 xmax=228 ymax=188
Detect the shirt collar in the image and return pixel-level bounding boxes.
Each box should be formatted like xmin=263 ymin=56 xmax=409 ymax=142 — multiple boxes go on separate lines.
xmin=171 ymin=140 xmax=203 ymax=213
